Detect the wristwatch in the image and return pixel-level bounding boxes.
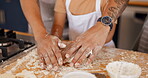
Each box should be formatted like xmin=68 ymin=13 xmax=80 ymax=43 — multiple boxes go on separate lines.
xmin=97 ymin=16 xmax=113 ymax=30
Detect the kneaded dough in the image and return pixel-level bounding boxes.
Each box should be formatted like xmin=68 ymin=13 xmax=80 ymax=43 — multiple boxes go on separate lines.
xmin=0 ymin=73 xmax=16 ymax=78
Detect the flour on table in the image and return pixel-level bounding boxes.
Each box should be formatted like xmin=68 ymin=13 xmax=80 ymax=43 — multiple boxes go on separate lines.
xmin=1 ymin=48 xmax=96 ymax=78
xmin=0 ymin=73 xmax=16 ymax=78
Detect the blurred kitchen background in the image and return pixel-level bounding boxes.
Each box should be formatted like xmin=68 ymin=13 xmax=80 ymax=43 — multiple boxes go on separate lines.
xmin=0 ymin=0 xmax=148 ymax=51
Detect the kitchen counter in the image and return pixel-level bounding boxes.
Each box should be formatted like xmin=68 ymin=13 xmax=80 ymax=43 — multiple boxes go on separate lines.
xmin=0 ymin=47 xmax=147 ymax=78
xmin=90 ymin=47 xmax=148 ymax=78
xmin=0 ymin=31 xmax=147 ymax=78
xmin=4 ymin=30 xmax=33 ymax=37
xmin=129 ymin=1 xmax=148 ymax=7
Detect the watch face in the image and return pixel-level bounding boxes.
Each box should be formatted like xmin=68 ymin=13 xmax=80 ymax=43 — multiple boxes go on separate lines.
xmin=101 ymin=16 xmax=112 ymax=25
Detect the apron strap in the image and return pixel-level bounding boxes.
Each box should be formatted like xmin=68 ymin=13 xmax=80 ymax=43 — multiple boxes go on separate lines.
xmin=65 ymin=0 xmax=71 ymax=15
xmin=96 ymin=0 xmax=101 ymax=12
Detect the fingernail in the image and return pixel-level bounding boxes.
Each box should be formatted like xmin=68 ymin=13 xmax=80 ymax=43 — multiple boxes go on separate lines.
xmin=75 ymin=63 xmax=80 ymax=67
xmin=52 ymin=66 xmax=58 ymax=71
xmin=65 ymin=54 xmax=70 ymax=58
xmin=70 ymin=63 xmax=74 ymax=67
xmin=58 ymin=58 xmax=63 ymax=65
xmin=46 ymin=64 xmax=52 ymax=70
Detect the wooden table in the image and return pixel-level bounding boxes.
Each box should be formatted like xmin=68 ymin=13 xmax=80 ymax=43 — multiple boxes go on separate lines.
xmin=0 ymin=47 xmax=147 ymax=78
xmin=129 ymin=1 xmax=148 ymax=7
xmin=83 ymin=47 xmax=148 ymax=78
xmin=0 ymin=31 xmax=147 ymax=78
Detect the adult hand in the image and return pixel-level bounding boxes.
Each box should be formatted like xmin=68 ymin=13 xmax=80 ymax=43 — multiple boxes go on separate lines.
xmin=36 ymin=34 xmax=63 ymax=71
xmin=64 ymin=22 xmax=110 ymax=67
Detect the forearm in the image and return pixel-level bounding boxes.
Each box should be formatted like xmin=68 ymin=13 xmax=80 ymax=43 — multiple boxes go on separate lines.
xmin=105 ymin=23 xmax=116 ymax=43
xmin=96 ymin=0 xmax=129 ymax=42
xmin=51 ymin=12 xmax=66 ymax=39
xmin=20 ymin=0 xmax=47 ymax=41
xmin=102 ymin=0 xmax=129 ymax=42
xmin=102 ymin=0 xmax=129 ymax=22
xmin=51 ymin=24 xmax=64 ymax=39
xmin=96 ymin=0 xmax=129 ymax=28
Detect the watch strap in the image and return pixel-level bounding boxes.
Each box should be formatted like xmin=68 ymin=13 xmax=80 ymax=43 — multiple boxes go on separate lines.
xmin=97 ymin=17 xmax=113 ymax=31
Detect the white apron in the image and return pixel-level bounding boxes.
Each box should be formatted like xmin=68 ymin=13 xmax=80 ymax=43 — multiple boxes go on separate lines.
xmin=66 ymin=0 xmax=115 ymax=48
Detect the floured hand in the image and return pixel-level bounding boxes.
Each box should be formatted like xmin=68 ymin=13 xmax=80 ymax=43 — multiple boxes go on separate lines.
xmin=36 ymin=34 xmax=63 ymax=71
xmin=63 ymin=22 xmax=110 ymax=67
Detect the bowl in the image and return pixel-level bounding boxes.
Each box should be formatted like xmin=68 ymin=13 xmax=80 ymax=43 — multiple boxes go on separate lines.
xmin=106 ymin=61 xmax=142 ymax=78
xmin=62 ymin=71 xmax=96 ymax=78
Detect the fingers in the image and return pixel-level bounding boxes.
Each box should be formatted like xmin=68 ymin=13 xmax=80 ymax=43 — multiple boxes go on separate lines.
xmin=62 ymin=42 xmax=74 ymax=55
xmin=37 ymin=48 xmax=52 ymax=70
xmin=45 ymin=47 xmax=59 ymax=71
xmin=52 ymin=45 xmax=63 ymax=66
xmin=46 ymin=36 xmax=63 ymax=70
xmin=65 ymin=42 xmax=82 ymax=59
xmin=43 ymin=54 xmax=53 ymax=70
xmin=74 ymin=48 xmax=92 ymax=67
xmin=72 ymin=45 xmax=102 ymax=67
xmin=37 ymin=50 xmax=45 ymax=64
xmin=36 ymin=35 xmax=63 ymax=71
xmin=70 ymin=46 xmax=87 ymax=67
xmin=86 ymin=54 xmax=95 ymax=64
xmin=63 ymin=42 xmax=81 ymax=64
xmin=52 ymin=39 xmax=64 ymax=66
xmin=37 ymin=52 xmax=46 ymax=69
xmin=86 ymin=46 xmax=102 ymax=64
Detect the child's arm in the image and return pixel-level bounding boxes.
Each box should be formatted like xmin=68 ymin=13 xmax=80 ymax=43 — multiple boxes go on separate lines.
xmin=51 ymin=12 xmax=66 ymax=39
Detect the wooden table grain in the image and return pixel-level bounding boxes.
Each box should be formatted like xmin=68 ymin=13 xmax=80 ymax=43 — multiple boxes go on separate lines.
xmin=0 ymin=47 xmax=147 ymax=78
xmin=129 ymin=1 xmax=148 ymax=7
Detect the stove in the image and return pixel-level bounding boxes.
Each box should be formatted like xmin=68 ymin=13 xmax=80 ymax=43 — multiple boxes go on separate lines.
xmin=0 ymin=28 xmax=35 ymax=62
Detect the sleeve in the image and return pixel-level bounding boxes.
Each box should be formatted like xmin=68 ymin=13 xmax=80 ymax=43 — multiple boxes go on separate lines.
xmin=54 ymin=0 xmax=66 ymax=13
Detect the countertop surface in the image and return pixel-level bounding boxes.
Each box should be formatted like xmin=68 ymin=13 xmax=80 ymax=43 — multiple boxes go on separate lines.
xmin=1 ymin=23 xmax=148 ymax=77
xmin=0 ymin=47 xmax=147 ymax=78
xmin=129 ymin=1 xmax=148 ymax=7
xmin=0 ymin=30 xmax=147 ymax=78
